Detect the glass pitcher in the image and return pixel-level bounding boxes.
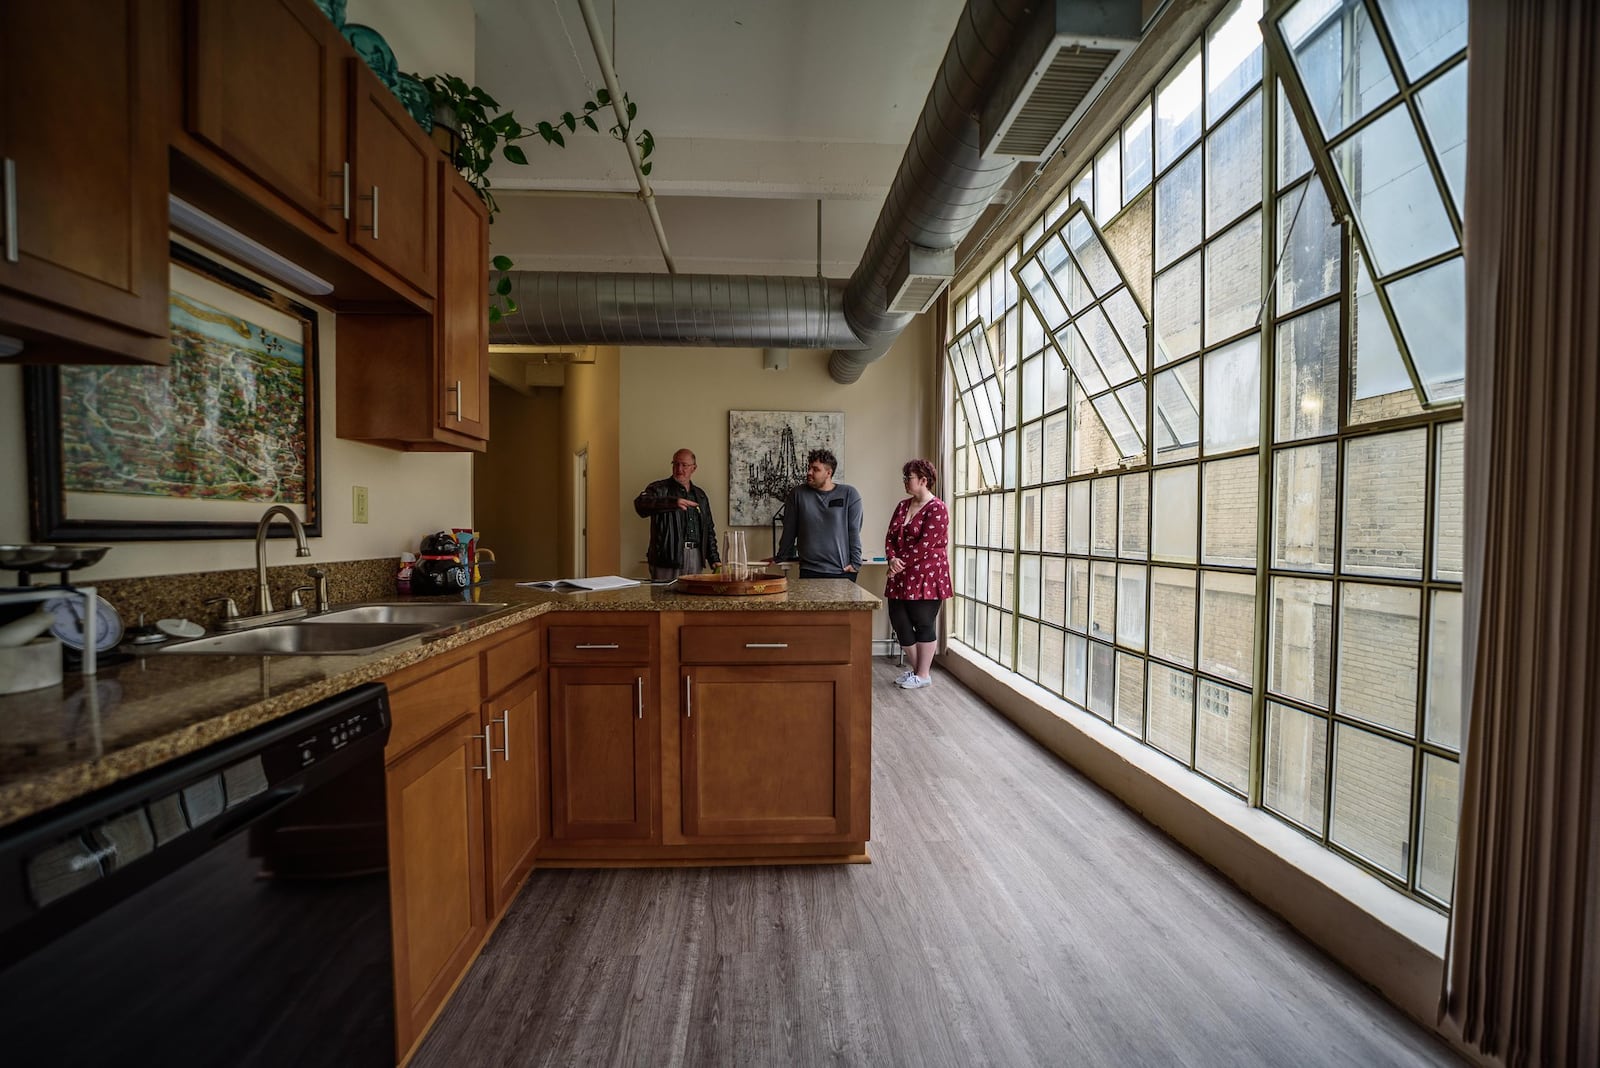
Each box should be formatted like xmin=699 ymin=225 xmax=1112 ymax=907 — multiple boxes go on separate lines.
xmin=723 ymin=530 xmax=748 ymax=579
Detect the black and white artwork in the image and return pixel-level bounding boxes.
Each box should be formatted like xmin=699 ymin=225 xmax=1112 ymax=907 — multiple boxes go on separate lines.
xmin=728 ymin=410 xmax=844 ymax=526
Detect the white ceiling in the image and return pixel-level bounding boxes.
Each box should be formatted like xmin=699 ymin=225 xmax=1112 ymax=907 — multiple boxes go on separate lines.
xmin=474 ymin=0 xmax=970 ymax=276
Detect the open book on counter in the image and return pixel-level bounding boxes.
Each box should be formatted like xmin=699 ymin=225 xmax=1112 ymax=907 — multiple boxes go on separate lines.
xmin=517 ymin=575 xmax=640 ymax=592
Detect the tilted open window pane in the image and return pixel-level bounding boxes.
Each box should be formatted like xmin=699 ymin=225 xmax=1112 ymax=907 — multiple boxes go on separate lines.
xmin=1279 ymin=0 xmax=1397 ymax=138
xmin=1387 ymin=255 xmax=1466 ymax=404
xmin=1267 ymin=0 xmax=1466 ymax=413
xmin=1416 ymin=62 xmax=1467 ymax=214
xmin=1331 ymin=108 xmax=1457 ymax=276
xmin=1016 ymin=207 xmax=1153 ymax=458
xmin=1372 ymin=0 xmax=1467 ymax=81
xmin=947 ymin=322 xmax=1005 ymax=485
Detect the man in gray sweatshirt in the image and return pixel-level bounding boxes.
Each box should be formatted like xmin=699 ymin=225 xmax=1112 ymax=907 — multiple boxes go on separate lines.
xmin=774 ymin=448 xmax=863 ymax=581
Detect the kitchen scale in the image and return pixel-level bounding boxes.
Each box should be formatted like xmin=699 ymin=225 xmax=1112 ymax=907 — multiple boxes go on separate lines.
xmin=0 ymin=545 xmax=123 ymax=661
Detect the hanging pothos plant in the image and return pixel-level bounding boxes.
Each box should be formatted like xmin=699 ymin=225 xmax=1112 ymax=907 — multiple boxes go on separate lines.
xmin=416 ymin=73 xmax=656 ymax=322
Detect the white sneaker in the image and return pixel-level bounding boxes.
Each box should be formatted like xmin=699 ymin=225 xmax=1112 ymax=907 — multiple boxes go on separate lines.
xmin=897 ymin=674 xmax=932 ymax=690
xmin=894 ymin=669 xmax=915 ymax=685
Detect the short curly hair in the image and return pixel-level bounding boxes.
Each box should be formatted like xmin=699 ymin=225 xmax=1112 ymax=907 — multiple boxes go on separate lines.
xmin=902 ymin=458 xmax=937 ymax=487
xmin=807 ymin=448 xmax=838 ymax=474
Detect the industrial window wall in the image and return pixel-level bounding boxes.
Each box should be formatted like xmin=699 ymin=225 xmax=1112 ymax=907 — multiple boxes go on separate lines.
xmin=946 ymin=0 xmax=1466 ymax=910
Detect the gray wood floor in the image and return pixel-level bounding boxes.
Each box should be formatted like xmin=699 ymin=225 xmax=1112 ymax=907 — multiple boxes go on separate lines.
xmin=415 ymin=659 xmax=1460 ymax=1067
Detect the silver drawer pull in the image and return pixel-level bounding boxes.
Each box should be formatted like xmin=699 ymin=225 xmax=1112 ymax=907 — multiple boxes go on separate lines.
xmin=575 ymin=642 xmax=620 ymax=650
xmin=3 ymin=158 xmax=17 ymax=263
xmin=685 ymin=675 xmax=692 ymax=718
xmin=745 ymin=642 xmax=789 ymax=649
xmin=330 ymin=162 xmax=349 ymax=218
xmin=492 ymin=709 xmax=510 ymax=762
xmin=471 ymin=731 xmax=493 ymax=780
xmin=360 ymin=185 xmax=379 ymax=238
xmin=635 ymin=676 xmax=643 ymax=719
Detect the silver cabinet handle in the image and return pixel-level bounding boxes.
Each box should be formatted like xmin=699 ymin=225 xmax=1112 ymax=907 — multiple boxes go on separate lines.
xmin=331 ymin=162 xmax=349 ymax=219
xmin=492 ymin=709 xmax=510 ymax=762
xmin=575 ymin=643 xmax=619 ymax=650
xmin=745 ymin=642 xmax=789 ymax=649
xmin=360 ymin=185 xmax=379 ymax=238
xmin=635 ymin=676 xmax=643 ymax=719
xmin=471 ymin=730 xmax=493 ymax=780
xmin=3 ymin=158 xmax=17 ymax=263
xmin=684 ymin=675 xmax=692 ymax=718
xmin=447 ymin=379 xmax=462 ymax=421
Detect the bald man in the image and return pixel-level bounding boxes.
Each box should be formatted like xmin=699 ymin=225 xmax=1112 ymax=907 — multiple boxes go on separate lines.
xmin=633 ymin=448 xmax=721 ymax=581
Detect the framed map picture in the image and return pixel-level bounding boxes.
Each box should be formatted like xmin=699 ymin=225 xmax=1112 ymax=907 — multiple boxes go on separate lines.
xmin=25 ymin=243 xmax=322 ymax=541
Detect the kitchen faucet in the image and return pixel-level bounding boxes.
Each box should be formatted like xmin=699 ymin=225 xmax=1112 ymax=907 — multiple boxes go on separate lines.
xmin=254 ymin=504 xmax=311 ymax=615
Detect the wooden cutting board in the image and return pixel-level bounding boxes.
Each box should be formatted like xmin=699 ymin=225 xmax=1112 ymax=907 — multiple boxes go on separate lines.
xmin=674 ymin=572 xmax=789 ymax=596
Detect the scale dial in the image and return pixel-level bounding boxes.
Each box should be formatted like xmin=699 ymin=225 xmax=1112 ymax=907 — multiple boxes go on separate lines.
xmin=45 ymin=595 xmax=124 ymax=653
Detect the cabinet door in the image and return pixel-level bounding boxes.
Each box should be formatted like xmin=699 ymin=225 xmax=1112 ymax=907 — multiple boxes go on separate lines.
xmin=0 ymin=0 xmax=168 ymax=342
xmin=483 ymin=670 xmax=544 ymax=917
xmin=187 ymin=0 xmax=346 ymax=233
xmin=549 ymin=666 xmax=653 ymax=841
xmin=437 ymin=165 xmax=489 ymax=441
xmin=386 ymin=710 xmax=487 ymax=1054
xmin=349 ymin=63 xmax=436 ymax=296
xmin=681 ymin=665 xmax=853 ymax=839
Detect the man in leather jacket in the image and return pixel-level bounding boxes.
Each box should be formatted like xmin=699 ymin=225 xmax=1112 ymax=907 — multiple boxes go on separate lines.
xmin=634 ymin=449 xmax=721 ymax=581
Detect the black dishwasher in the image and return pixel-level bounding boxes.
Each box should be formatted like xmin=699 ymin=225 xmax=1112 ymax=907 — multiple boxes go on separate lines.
xmin=0 ymin=683 xmax=395 ymax=1067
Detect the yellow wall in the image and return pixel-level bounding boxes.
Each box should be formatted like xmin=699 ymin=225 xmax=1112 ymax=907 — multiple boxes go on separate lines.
xmin=560 ymin=346 xmax=622 ymax=576
xmin=616 ymin=316 xmax=939 ymax=576
xmin=473 ymin=380 xmax=563 ymax=580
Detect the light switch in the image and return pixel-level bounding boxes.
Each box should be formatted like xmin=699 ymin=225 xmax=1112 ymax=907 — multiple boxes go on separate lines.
xmin=353 ymin=485 xmax=369 ymax=524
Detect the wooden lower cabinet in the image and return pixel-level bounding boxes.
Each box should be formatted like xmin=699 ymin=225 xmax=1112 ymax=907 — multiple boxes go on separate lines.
xmin=681 ymin=664 xmax=853 ymax=839
xmin=549 ymin=666 xmax=654 ymax=842
xmin=385 ymin=706 xmax=486 ymax=1055
xmin=482 ymin=669 xmax=544 ymax=915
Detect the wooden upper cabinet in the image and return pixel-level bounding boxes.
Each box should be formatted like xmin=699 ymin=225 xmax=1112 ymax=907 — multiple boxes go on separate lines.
xmin=0 ymin=0 xmax=169 ymax=360
xmin=186 ymin=0 xmax=346 ymax=233
xmin=437 ymin=166 xmax=489 ymax=440
xmin=349 ymin=61 xmax=436 ymax=297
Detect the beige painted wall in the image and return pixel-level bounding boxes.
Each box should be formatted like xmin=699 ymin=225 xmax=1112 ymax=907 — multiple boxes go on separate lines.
xmin=616 ymin=316 xmax=938 ymax=577
xmin=560 ymin=346 xmax=622 ymax=576
xmin=347 ymin=0 xmax=475 ymax=82
xmin=474 ymin=381 xmax=562 ymax=580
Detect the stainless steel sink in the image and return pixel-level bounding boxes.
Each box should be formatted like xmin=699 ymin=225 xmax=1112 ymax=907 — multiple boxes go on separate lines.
xmin=304 ymin=602 xmax=509 ymax=625
xmin=161 ymin=622 xmax=433 ymax=656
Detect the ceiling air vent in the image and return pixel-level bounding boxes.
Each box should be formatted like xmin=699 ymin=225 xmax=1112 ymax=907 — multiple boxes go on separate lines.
xmin=887 ymin=245 xmax=954 ymax=315
xmin=980 ymin=0 xmax=1143 ymax=161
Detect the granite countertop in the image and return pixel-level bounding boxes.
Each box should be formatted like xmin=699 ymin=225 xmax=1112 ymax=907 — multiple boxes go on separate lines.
xmin=0 ymin=577 xmax=877 ymax=830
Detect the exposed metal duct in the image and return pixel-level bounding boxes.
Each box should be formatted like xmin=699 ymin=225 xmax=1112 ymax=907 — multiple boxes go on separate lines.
xmin=497 ymin=273 xmax=857 ymax=349
xmin=492 ymin=0 xmax=1141 ymax=383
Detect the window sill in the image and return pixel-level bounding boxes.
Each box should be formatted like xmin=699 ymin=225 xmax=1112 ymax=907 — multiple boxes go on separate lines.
xmin=941 ymin=642 xmax=1449 ymax=1030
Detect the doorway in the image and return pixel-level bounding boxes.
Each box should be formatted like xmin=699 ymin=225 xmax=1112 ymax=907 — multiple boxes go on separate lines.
xmin=572 ymin=447 xmax=588 ymax=577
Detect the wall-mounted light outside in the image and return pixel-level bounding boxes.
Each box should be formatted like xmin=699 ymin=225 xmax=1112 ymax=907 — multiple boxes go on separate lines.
xmin=762 ymin=348 xmax=788 ymax=372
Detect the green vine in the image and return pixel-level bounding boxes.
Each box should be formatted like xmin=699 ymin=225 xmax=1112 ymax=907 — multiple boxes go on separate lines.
xmin=415 ymin=73 xmax=656 ymax=322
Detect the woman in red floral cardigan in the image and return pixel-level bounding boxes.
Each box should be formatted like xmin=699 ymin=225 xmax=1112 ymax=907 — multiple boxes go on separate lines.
xmin=884 ymin=458 xmax=954 ymax=689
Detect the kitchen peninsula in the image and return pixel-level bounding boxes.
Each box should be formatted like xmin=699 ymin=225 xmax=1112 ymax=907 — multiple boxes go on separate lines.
xmin=0 ymin=577 xmax=877 ymax=1058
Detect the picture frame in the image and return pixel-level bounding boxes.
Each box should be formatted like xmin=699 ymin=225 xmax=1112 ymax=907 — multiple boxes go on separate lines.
xmin=24 ymin=243 xmax=322 ymax=541
xmin=728 ymin=409 xmax=844 ymax=526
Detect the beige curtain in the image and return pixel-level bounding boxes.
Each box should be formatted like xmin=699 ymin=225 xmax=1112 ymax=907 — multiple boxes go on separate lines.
xmin=1444 ymin=2 xmax=1600 ymax=1064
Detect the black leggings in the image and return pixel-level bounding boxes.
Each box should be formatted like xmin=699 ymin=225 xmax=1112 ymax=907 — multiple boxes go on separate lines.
xmin=888 ymin=599 xmax=941 ymax=646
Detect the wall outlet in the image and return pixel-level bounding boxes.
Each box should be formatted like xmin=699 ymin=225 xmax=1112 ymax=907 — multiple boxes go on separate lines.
xmin=353 ymin=485 xmax=369 ymax=524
